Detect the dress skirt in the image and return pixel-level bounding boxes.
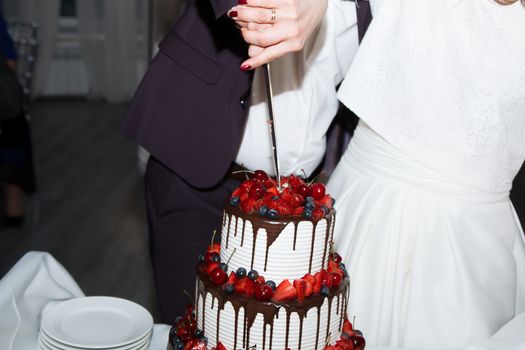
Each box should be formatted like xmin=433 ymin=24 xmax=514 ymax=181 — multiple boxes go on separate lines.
xmin=327 ymin=122 xmax=525 ymax=349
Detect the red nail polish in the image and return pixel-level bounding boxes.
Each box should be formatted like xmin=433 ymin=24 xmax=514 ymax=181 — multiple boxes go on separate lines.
xmin=240 ymin=64 xmax=252 ymax=72
xmin=229 ymin=10 xmax=238 ymax=17
xmin=238 ymin=0 xmax=247 ymax=4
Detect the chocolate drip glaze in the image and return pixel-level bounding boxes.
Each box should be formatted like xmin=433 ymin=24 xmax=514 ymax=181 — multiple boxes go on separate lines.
xmin=314 ymin=305 xmax=321 ymax=349
xmin=298 ymin=313 xmax=304 ymax=350
xmin=241 ymin=218 xmax=246 ymax=247
xmin=326 ymin=295 xmax=333 ymax=341
xmin=234 ymin=306 xmax=239 ymax=349
xmin=308 ymin=221 xmax=318 ymax=274
xmin=293 ymin=224 xmax=298 ymax=251
xmin=226 ymin=214 xmax=232 ymax=249
xmin=224 ymin=203 xmax=335 ymax=275
xmin=196 ymin=269 xmax=348 ymax=350
xmin=284 ymin=310 xmax=291 ymax=349
xmin=321 ymin=216 xmax=332 ymax=270
xmin=216 ymin=305 xmax=221 ymax=344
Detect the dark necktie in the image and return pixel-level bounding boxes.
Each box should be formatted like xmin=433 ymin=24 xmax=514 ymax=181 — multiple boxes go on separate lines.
xmin=355 ymin=0 xmax=373 ymax=43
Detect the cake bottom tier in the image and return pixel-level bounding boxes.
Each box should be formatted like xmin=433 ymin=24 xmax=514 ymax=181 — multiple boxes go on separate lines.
xmin=195 ymin=274 xmax=349 ymax=350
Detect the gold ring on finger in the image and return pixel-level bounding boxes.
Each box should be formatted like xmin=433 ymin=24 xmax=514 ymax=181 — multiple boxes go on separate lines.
xmin=270 ymin=9 xmax=276 ymax=24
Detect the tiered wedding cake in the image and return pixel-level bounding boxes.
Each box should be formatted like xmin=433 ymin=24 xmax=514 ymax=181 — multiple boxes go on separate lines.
xmin=169 ymin=171 xmax=364 ymax=350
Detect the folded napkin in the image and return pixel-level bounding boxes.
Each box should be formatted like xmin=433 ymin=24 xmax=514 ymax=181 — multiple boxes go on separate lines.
xmin=0 ymin=251 xmax=84 ymax=350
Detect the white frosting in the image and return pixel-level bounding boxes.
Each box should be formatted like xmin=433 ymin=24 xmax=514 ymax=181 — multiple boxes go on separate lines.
xmin=220 ymin=211 xmax=335 ymax=285
xmin=196 ymin=282 xmax=348 ymax=350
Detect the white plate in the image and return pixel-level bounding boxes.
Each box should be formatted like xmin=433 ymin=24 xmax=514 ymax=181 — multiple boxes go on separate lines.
xmin=42 ymin=297 xmax=153 ymax=349
xmin=41 ymin=329 xmax=152 ymax=350
xmin=38 ymin=338 xmax=150 ymax=350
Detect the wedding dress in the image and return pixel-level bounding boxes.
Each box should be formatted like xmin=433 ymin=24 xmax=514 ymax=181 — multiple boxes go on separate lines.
xmin=329 ymin=0 xmax=525 ymax=349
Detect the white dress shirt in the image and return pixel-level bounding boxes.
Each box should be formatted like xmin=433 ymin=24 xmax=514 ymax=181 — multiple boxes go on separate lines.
xmin=338 ymin=0 xmax=525 ymax=193
xmin=235 ymin=0 xmax=359 ymax=177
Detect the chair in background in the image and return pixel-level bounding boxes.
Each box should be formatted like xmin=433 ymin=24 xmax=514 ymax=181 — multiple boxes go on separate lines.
xmin=7 ymin=21 xmax=38 ymax=117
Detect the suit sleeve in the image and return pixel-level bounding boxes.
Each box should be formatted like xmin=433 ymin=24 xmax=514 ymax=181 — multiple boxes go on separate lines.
xmin=209 ymin=0 xmax=238 ymax=19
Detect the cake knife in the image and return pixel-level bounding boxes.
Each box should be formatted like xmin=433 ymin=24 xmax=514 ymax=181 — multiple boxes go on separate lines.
xmin=262 ymin=63 xmax=282 ymax=191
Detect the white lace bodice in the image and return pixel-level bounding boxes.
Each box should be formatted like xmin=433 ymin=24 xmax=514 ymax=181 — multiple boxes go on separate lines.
xmin=338 ymin=0 xmax=525 ymax=193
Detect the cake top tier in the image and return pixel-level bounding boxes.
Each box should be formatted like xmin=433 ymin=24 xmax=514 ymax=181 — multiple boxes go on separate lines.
xmin=229 ymin=170 xmax=335 ymax=221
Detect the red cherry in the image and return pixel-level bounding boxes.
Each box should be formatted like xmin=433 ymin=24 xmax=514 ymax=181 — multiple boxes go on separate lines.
xmin=311 ymin=183 xmax=326 ymax=200
xmin=254 ymin=170 xmax=269 ymax=182
xmin=287 ymin=175 xmax=303 ymax=189
xmin=255 ymin=283 xmax=274 ymax=301
xmin=249 ymin=183 xmax=265 ymax=199
xmin=209 ymin=267 xmax=228 ymax=285
xmin=330 ymin=272 xmax=343 ymax=289
xmin=296 ymin=184 xmax=312 ymax=197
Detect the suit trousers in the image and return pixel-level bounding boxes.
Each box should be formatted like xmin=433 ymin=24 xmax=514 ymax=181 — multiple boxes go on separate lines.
xmin=145 ymin=156 xmax=240 ymax=324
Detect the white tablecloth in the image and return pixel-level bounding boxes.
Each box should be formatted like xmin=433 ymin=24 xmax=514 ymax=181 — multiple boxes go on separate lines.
xmin=0 ymin=251 xmax=170 ymax=350
xmin=1 ymin=252 xmax=523 ymax=350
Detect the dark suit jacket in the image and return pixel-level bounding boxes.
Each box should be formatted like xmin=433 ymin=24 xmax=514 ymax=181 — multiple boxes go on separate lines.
xmin=121 ymin=0 xmax=253 ymax=189
xmin=121 ymin=0 xmax=371 ymax=189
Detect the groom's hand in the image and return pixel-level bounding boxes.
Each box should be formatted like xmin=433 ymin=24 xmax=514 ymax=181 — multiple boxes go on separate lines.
xmin=228 ymin=0 xmax=328 ymax=70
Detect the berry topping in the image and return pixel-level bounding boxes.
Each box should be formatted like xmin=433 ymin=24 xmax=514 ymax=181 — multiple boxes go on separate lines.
xmin=265 ymin=280 xmax=276 ymax=290
xmin=311 ymin=183 xmax=326 ymax=200
xmin=320 ymin=285 xmax=330 ymax=296
xmin=267 ymin=209 xmax=278 ymax=219
xmin=258 ymin=206 xmax=269 ymax=216
xmin=230 ymin=171 xmax=334 ymax=221
xmin=206 ymin=262 xmax=220 ymax=274
xmin=255 ymin=283 xmax=274 ymax=301
xmin=272 ymin=280 xmax=297 ymax=302
xmin=235 ymin=267 xmax=247 ymax=278
xmin=223 ymin=283 xmax=234 ymax=294
xmin=209 ymin=267 xmax=228 ymax=285
xmin=254 ymin=170 xmax=269 ymax=182
xmin=234 ymin=277 xmax=256 ymax=297
xmin=212 ymin=342 xmax=228 ymax=350
xmin=293 ymin=279 xmax=307 ymax=303
xmin=230 ymin=196 xmax=240 ymax=206
xmin=297 ymin=184 xmax=312 ymax=197
xmin=330 ymin=272 xmax=343 ymax=289
xmin=247 ymin=269 xmax=259 ymax=280
xmin=249 ymin=183 xmax=265 ymax=199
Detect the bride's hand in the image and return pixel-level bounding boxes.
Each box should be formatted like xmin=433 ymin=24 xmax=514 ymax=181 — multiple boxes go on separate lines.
xmin=229 ymin=0 xmax=328 ymax=70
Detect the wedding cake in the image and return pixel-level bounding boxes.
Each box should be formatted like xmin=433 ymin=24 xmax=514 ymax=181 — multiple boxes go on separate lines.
xmin=168 ymin=171 xmax=364 ymax=350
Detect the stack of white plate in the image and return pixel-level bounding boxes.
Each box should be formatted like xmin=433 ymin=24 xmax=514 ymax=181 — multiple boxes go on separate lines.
xmin=39 ymin=297 xmax=154 ymax=350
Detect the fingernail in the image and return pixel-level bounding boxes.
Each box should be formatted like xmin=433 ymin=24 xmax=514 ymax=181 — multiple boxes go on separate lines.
xmin=238 ymin=0 xmax=247 ymax=4
xmin=229 ymin=10 xmax=238 ymax=17
xmin=240 ymin=64 xmax=252 ymax=72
